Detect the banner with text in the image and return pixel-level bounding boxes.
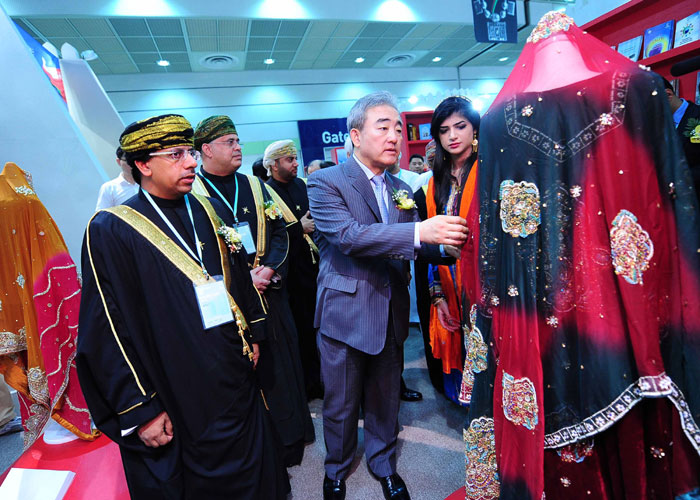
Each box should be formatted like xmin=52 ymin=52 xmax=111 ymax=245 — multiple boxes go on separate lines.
xmin=297 ymin=117 xmax=349 ymax=169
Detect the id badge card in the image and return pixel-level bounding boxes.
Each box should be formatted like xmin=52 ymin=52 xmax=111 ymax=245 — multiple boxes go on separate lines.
xmin=234 ymin=221 xmax=256 ymax=254
xmin=193 ymin=275 xmax=234 ymax=330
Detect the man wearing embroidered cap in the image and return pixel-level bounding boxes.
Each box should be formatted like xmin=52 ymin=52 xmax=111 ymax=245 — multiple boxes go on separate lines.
xmin=192 ymin=116 xmax=314 ymax=467
xmin=264 ymin=139 xmax=323 ymax=401
xmin=77 ymin=114 xmax=289 ymax=499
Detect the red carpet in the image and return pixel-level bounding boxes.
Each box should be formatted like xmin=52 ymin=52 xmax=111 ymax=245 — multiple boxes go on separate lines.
xmin=0 ymin=434 xmax=128 ymax=499
xmin=446 ymin=486 xmax=465 ymax=499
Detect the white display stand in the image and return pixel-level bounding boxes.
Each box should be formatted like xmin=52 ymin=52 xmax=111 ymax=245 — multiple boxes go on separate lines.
xmin=0 ymin=468 xmax=75 ymax=500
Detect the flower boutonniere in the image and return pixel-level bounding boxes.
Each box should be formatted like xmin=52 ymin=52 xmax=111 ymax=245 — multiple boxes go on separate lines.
xmin=216 ymin=219 xmax=243 ymax=253
xmin=263 ymin=200 xmax=283 ymax=219
xmin=392 ymin=189 xmax=416 ymax=210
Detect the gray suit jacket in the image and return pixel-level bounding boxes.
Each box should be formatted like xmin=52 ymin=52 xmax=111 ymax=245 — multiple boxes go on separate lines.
xmin=308 ymin=157 xmax=439 ymax=355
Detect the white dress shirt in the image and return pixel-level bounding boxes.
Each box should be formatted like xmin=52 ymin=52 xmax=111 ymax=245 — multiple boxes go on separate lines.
xmin=95 ymin=172 xmax=139 ymax=211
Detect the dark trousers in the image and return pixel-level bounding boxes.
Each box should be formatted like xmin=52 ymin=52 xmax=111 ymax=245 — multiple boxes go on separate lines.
xmin=319 ymin=323 xmax=402 ymax=480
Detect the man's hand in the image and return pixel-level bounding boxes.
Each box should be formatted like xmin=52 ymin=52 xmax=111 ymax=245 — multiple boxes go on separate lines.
xmin=419 ymin=215 xmax=468 ymax=246
xmin=300 ymin=211 xmax=315 ymax=234
xmin=250 ymin=266 xmax=275 ymax=292
xmin=252 ymin=343 xmax=260 ymax=368
xmin=443 ymin=244 xmax=462 ymax=260
xmin=138 ymin=411 xmax=173 ymax=448
xmin=436 ymin=300 xmax=460 ymax=332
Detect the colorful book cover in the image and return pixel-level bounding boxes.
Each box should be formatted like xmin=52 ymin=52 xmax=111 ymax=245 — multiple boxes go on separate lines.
xmin=674 ymin=11 xmax=700 ymax=48
xmin=643 ymin=21 xmax=674 ymax=58
xmin=617 ymin=36 xmax=643 ymax=62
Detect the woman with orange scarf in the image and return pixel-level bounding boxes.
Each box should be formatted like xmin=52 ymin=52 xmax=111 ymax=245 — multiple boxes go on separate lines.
xmin=421 ymin=97 xmax=480 ymax=404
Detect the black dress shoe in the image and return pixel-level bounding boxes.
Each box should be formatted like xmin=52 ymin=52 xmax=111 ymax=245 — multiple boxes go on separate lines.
xmin=323 ymin=475 xmax=346 ymax=500
xmin=400 ymin=387 xmax=423 ymax=402
xmin=379 ymin=473 xmax=410 ymax=500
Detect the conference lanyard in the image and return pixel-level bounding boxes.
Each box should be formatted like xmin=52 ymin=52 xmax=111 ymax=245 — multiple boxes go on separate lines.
xmin=199 ymin=170 xmax=239 ymax=223
xmin=142 ymin=189 xmax=209 ymax=278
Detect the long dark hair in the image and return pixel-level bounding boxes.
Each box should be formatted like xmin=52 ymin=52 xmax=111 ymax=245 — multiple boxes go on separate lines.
xmin=429 ymin=97 xmax=480 ymax=214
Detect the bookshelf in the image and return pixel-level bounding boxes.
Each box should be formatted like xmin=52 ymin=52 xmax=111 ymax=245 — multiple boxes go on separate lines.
xmin=582 ymin=0 xmax=699 ymax=101
xmin=400 ymin=110 xmax=433 ymax=170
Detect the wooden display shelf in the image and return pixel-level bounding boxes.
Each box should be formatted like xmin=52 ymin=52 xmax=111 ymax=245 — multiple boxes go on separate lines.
xmin=407 ymin=139 xmax=432 ymax=146
xmin=400 ymin=109 xmax=433 ymax=170
xmin=639 ymin=39 xmax=700 ymax=68
xmin=581 ymin=0 xmax=700 ymax=101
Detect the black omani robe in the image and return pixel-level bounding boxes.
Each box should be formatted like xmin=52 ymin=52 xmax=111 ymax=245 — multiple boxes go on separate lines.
xmin=194 ymin=169 xmax=314 ymax=467
xmin=266 ymin=176 xmax=322 ymax=398
xmin=77 ymin=191 xmax=289 ymax=500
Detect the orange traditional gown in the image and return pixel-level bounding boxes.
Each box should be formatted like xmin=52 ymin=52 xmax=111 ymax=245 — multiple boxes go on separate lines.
xmin=0 ymin=162 xmax=97 ymax=446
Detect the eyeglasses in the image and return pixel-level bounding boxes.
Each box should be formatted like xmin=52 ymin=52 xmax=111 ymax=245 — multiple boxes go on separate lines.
xmin=149 ymin=148 xmax=200 ymax=162
xmin=209 ymin=138 xmax=243 ymax=148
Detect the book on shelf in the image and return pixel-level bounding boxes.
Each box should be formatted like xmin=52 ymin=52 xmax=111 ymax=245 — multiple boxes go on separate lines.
xmin=643 ymin=20 xmax=675 ymax=59
xmin=674 ymin=11 xmax=699 ymax=49
xmin=617 ymin=36 xmax=643 ymax=61
xmin=418 ymin=123 xmax=431 ymax=140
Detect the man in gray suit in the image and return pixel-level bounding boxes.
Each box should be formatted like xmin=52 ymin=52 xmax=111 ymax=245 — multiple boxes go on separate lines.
xmin=308 ymin=91 xmax=468 ymax=500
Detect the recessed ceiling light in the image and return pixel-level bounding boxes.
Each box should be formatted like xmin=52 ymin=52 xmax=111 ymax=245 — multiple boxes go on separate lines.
xmin=355 ymin=57 xmax=365 ymax=63
xmin=264 ymin=58 xmax=275 ymax=65
xmin=432 ymin=56 xmax=442 ymax=62
xmin=498 ymin=56 xmax=509 ymax=62
xmin=156 ymin=59 xmax=170 ymax=67
xmin=408 ymin=95 xmax=418 ymax=104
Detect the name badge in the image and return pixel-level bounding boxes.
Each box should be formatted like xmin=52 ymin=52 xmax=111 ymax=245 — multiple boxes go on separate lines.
xmin=234 ymin=221 xmax=256 ymax=254
xmin=193 ymin=276 xmax=234 ymax=329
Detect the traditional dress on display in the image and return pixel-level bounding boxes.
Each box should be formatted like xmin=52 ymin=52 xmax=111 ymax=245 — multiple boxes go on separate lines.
xmin=0 ymin=162 xmax=96 ymax=448
xmin=460 ymin=13 xmax=700 ymax=500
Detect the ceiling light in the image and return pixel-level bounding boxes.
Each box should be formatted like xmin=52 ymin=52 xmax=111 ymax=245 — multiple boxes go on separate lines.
xmin=355 ymin=57 xmax=365 ymax=63
xmin=432 ymin=56 xmax=442 ymax=62
xmin=81 ymin=50 xmax=98 ymax=61
xmin=408 ymin=95 xmax=418 ymax=104
xmin=156 ymin=59 xmax=170 ymax=67
xmin=471 ymin=99 xmax=484 ymax=112
xmin=264 ymin=58 xmax=275 ymax=65
xmin=498 ymin=56 xmax=509 ymax=62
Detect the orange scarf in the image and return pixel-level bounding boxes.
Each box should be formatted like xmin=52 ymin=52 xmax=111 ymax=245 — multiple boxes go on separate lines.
xmin=426 ymin=161 xmax=477 ymax=373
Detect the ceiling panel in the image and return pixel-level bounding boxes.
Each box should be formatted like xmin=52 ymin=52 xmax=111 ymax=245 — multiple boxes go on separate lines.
xmin=188 ymin=37 xmax=217 ymax=52
xmin=384 ymin=23 xmax=415 ymax=38
xmin=185 ymin=19 xmax=216 ymax=37
xmin=278 ymin=21 xmax=309 ymax=37
xmin=121 ymin=37 xmax=157 ymax=52
xmin=99 ymin=52 xmax=133 ymax=64
xmin=26 ymin=18 xmax=78 ymax=37
xmin=219 ymin=20 xmax=248 ymax=37
xmin=130 ymin=53 xmax=159 ymax=64
xmin=137 ymin=63 xmax=166 ymax=73
xmin=274 ymin=37 xmax=302 ymax=51
xmin=48 ymin=37 xmax=91 ymax=52
xmin=248 ymin=37 xmax=275 ymax=51
xmin=109 ymin=18 xmax=149 ymax=37
xmin=159 ymin=52 xmax=190 ymax=63
xmin=333 ymin=22 xmax=365 ymax=38
xmin=69 ymin=18 xmax=114 ymax=37
xmin=250 ymin=20 xmax=279 ymax=37
xmin=11 ymin=16 xmax=520 ymax=75
xmin=167 ymin=63 xmax=192 ymax=73
xmin=86 ymin=37 xmax=125 ymax=53
xmin=219 ymin=37 xmax=246 ymax=51
xmin=147 ymin=19 xmax=183 ymax=36
xmin=106 ymin=63 xmax=139 ymax=73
